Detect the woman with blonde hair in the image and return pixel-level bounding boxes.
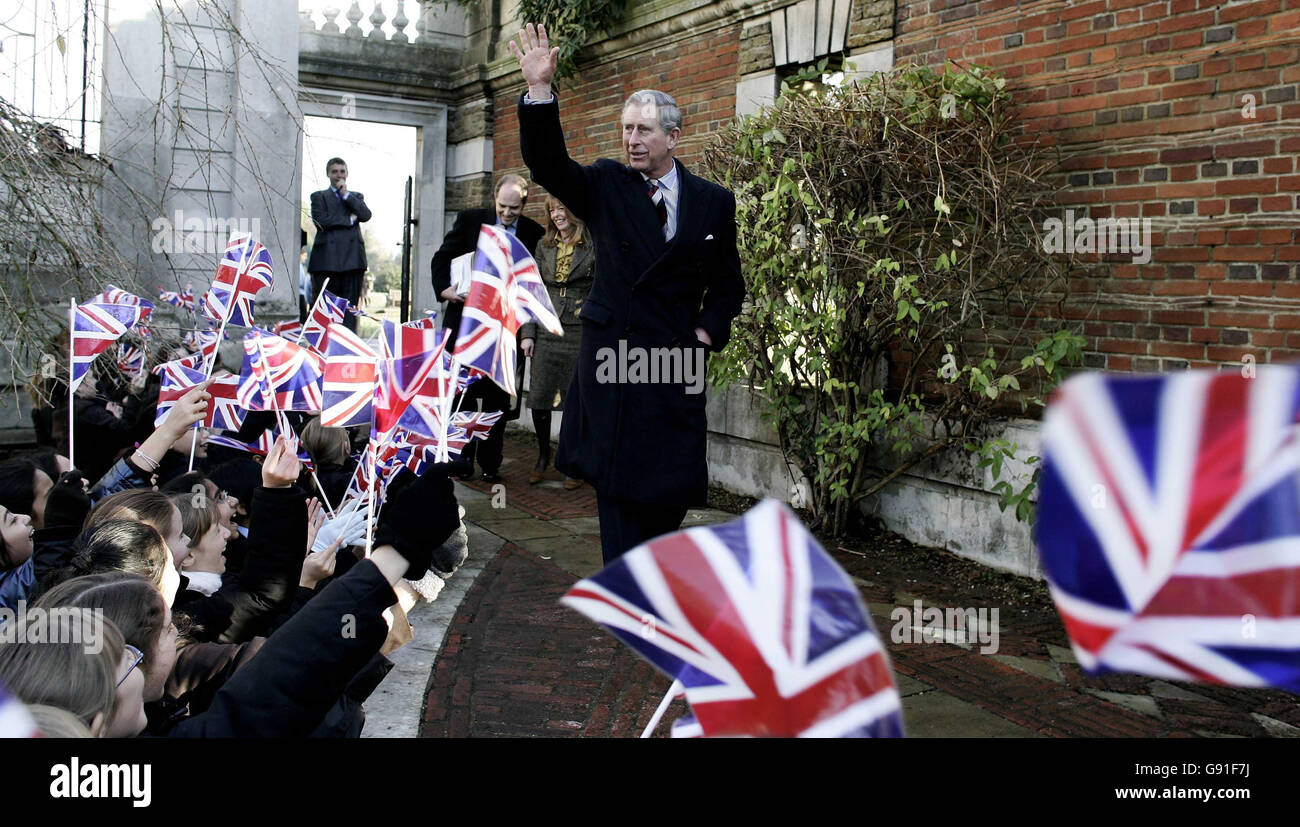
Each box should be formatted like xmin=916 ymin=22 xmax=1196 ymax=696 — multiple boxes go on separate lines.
xmin=521 ymin=195 xmax=595 ymax=488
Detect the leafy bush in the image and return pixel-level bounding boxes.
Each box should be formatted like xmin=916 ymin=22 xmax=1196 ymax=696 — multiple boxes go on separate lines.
xmin=704 ymin=61 xmax=1085 ymax=536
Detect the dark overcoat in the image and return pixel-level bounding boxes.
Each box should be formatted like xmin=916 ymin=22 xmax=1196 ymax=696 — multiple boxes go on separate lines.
xmin=518 ymin=96 xmax=745 ymax=507
xmin=308 ymin=188 xmax=371 ymax=273
xmin=429 ymin=207 xmax=544 ymax=347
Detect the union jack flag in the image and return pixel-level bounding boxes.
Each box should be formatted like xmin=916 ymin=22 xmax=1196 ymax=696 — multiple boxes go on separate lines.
xmin=154 ymin=361 xmax=207 ymax=427
xmin=205 ymin=373 xmax=246 ymax=431
xmin=321 ymin=323 xmax=378 ymax=428
xmin=272 ymin=319 xmax=303 ymax=340
xmin=302 ymin=289 xmax=351 ymax=351
xmin=159 ymin=285 xmax=196 ymax=312
xmin=207 ymin=425 xmax=312 ymax=468
xmin=236 ymin=330 xmax=324 ymax=412
xmin=451 ymin=410 xmax=502 ymax=442
xmin=71 ymin=300 xmax=152 ymax=392
xmin=117 ymin=342 xmax=146 ymax=379
xmin=343 ymin=443 xmax=376 ymax=503
xmin=203 ymin=232 xmax=274 ymax=327
xmin=396 ymin=345 xmax=460 ymax=442
xmin=454 ymin=225 xmax=561 ymax=395
xmin=88 ymin=285 xmax=150 ymax=308
xmin=562 ymin=499 xmax=905 ymax=738
xmin=206 ymin=430 xmax=274 ymax=457
xmin=1036 ymin=368 xmax=1300 ymax=691
xmin=374 ymin=321 xmax=444 ymax=438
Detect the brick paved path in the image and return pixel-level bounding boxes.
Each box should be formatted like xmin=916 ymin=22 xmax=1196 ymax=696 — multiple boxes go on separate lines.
xmin=418 ymin=430 xmax=1300 ymax=738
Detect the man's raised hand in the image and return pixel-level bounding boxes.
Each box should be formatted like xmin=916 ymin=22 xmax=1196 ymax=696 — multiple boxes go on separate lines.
xmin=508 ymin=23 xmax=559 ymax=101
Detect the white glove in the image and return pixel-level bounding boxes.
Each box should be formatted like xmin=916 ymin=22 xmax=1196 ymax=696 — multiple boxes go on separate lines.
xmin=312 ymin=499 xmax=370 ymax=552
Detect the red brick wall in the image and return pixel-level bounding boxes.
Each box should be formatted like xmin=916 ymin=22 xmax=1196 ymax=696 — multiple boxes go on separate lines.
xmin=492 ymin=24 xmax=740 ymax=227
xmin=898 ymin=0 xmax=1300 ymax=372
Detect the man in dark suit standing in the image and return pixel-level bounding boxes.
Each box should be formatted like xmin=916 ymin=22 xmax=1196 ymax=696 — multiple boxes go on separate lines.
xmin=510 ymin=24 xmax=745 ymax=562
xmin=308 ymin=157 xmax=370 ymax=332
xmin=430 ymin=173 xmax=544 ymax=482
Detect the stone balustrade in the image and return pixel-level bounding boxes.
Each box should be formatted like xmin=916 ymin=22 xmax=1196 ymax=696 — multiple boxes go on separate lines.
xmin=299 ymin=1 xmax=459 ymax=45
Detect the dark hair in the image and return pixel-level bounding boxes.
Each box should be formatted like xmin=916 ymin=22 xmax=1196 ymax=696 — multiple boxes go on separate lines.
xmin=160 ymin=470 xmax=210 ymax=496
xmin=23 ymin=450 xmax=62 ymax=485
xmin=43 ymin=520 xmax=171 ymax=594
xmin=85 ymin=489 xmax=176 ymax=539
xmin=35 ymin=572 xmax=168 ymax=673
xmin=208 ymin=458 xmax=261 ymax=516
xmin=326 ymin=157 xmax=346 ymax=173
xmin=0 ymin=459 xmax=39 ymax=519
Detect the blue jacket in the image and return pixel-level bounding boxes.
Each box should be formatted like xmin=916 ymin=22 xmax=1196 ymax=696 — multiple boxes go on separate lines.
xmin=0 ymin=561 xmax=35 ymax=612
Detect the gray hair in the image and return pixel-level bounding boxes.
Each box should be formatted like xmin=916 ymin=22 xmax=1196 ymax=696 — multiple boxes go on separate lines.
xmin=623 ymin=90 xmax=682 ymax=134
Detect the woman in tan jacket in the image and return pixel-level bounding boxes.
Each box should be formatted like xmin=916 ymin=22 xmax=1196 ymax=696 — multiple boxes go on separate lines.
xmin=521 ymin=196 xmax=595 ymax=488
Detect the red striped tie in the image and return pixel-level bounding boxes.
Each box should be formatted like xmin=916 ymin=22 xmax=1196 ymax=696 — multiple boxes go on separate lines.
xmin=646 ymin=178 xmax=667 ymax=228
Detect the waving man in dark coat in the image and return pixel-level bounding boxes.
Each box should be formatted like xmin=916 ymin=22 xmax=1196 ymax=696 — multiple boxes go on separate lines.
xmin=510 ymin=24 xmax=745 ymax=562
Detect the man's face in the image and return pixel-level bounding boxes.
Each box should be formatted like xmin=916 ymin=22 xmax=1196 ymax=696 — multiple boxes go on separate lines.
xmin=495 ymin=184 xmax=526 ymax=227
xmin=622 ymin=102 xmax=679 ymax=179
xmin=328 ymin=163 xmax=347 ymax=188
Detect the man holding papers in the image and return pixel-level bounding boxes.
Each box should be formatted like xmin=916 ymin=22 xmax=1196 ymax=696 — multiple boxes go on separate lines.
xmin=429 ymin=173 xmax=544 ymax=482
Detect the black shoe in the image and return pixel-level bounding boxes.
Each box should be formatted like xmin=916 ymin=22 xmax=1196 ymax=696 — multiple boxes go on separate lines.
xmin=452 ymin=462 xmax=473 ymax=481
xmin=480 ymin=471 xmax=502 ymax=484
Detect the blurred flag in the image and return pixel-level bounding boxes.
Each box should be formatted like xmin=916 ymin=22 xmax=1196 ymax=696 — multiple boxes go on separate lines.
xmin=562 ymin=499 xmax=905 ymax=738
xmin=159 ymin=284 xmax=196 ymax=312
xmin=117 ymin=342 xmax=146 ymax=380
xmin=272 ymin=319 xmax=303 ymax=340
xmin=1036 ymin=368 xmax=1300 ymax=691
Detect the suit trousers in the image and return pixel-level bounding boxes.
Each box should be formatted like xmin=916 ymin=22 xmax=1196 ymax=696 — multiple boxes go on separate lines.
xmin=596 ymin=492 xmax=688 ymax=564
xmin=457 ymin=379 xmax=519 ymax=474
xmin=312 ymin=270 xmax=364 ymax=332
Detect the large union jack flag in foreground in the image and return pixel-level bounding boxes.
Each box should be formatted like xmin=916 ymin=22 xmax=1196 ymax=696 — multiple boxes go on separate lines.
xmin=1037 ymin=367 xmax=1300 ymax=691
xmin=454 ymin=225 xmax=561 ymax=395
xmin=562 ymin=499 xmax=904 ymax=737
xmin=71 ymin=299 xmax=152 ymax=392
xmin=203 ymin=233 xmax=273 ymax=327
